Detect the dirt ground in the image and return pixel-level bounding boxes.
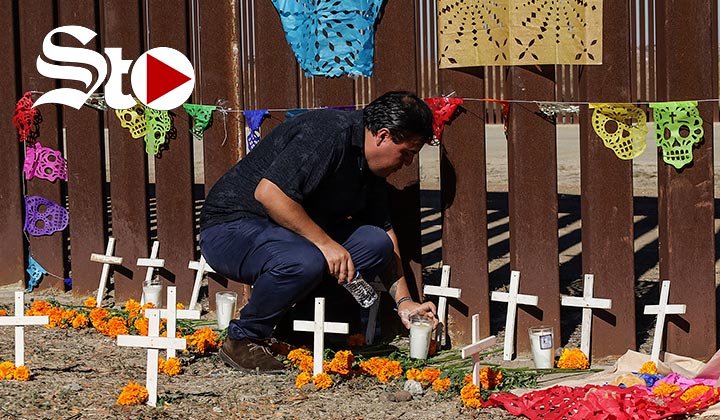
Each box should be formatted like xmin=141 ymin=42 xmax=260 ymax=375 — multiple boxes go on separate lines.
xmin=2 ymin=124 xmax=720 ymax=419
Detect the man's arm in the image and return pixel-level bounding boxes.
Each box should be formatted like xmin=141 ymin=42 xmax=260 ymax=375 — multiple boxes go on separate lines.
xmin=255 ymin=178 xmax=354 ymax=283
xmin=384 ymin=228 xmax=437 ymax=328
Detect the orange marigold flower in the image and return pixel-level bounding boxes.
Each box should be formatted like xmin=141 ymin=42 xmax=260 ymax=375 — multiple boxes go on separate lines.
xmin=326 ymin=350 xmax=354 ymax=376
xmin=406 ymin=368 xmax=422 ymax=381
xmin=105 ymin=317 xmax=129 ymax=338
xmin=72 ymin=313 xmax=89 ymax=329
xmin=84 ymin=297 xmax=97 ymax=307
xmin=313 ymin=372 xmax=333 ymax=389
xmin=478 ymin=367 xmax=503 ymax=390
xmin=556 ymin=348 xmax=590 ymax=369
xmin=185 ymin=327 xmax=219 ymax=354
xmin=359 ymin=358 xmax=402 ymax=383
xmin=346 ymin=333 xmax=365 ymax=347
xmin=295 ymin=371 xmax=312 ymax=389
xmin=653 ymin=381 xmax=682 ymax=396
xmin=46 ymin=307 xmax=64 ymax=328
xmin=26 ymin=300 xmax=53 ymax=316
xmin=0 ymin=362 xmax=15 ymax=380
xmin=89 ymin=307 xmax=110 ymax=326
xmin=117 ymin=382 xmax=149 ymax=406
xmin=420 ymin=368 xmax=442 ymax=385
xmin=288 ymin=348 xmax=313 ymax=373
xmin=134 ymin=317 xmax=149 ymax=336
xmin=460 ymin=382 xmax=483 ymax=409
xmin=158 ymin=357 xmax=182 ymax=376
xmin=176 ymin=303 xmax=185 ymax=310
xmin=0 ymin=309 xmax=7 ymax=316
xmin=12 ymin=365 xmax=30 ymax=381
xmin=432 ymin=377 xmax=451 ymax=392
xmin=680 ymin=385 xmax=713 ymax=402
xmin=639 ymin=361 xmax=658 ymax=375
xmin=124 ymin=299 xmax=142 ymax=318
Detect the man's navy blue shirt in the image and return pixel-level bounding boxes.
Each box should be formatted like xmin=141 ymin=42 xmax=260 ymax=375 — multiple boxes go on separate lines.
xmin=199 ymin=109 xmax=391 ymax=233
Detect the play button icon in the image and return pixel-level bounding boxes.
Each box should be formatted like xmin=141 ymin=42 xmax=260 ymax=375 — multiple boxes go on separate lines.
xmin=131 ymin=47 xmax=195 ymax=110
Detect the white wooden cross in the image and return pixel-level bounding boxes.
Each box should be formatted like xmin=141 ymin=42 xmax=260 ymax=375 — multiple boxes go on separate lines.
xmin=187 ymin=256 xmax=215 ymax=310
xmin=423 ymin=265 xmax=462 ymax=345
xmin=0 ymin=291 xmax=49 ymax=367
xmin=560 ymin=274 xmax=612 ymax=360
xmin=365 ymin=277 xmax=385 ymax=345
xmin=90 ymin=237 xmax=123 ymax=307
xmin=461 ymin=314 xmax=497 ymax=387
xmin=293 ymin=298 xmax=349 ymax=375
xmin=138 ymin=241 xmax=165 ymax=305
xmin=491 ymin=270 xmax=539 ymax=361
xmin=156 ymin=287 xmax=200 ymax=359
xmin=644 ymin=280 xmax=686 ymax=362
xmin=117 ymin=309 xmax=186 ymax=406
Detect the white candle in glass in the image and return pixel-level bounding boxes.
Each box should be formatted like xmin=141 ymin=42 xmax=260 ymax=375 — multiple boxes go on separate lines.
xmin=528 ymin=326 xmax=554 ymax=368
xmin=409 ymin=316 xmax=433 ymax=359
xmin=142 ymin=283 xmax=163 ymax=308
xmin=216 ymin=291 xmax=238 ymax=329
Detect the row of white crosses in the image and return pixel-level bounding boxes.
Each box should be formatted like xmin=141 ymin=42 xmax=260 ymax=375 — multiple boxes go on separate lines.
xmin=91 ymin=237 xmax=215 ymax=310
xmin=491 ymin=270 xmax=686 ymax=363
xmin=116 ymin=287 xmax=200 ymax=406
xmin=290 ymin=293 xmax=499 ymax=389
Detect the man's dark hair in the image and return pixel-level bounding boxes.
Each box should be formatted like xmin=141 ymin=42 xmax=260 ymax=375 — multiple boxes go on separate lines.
xmin=363 ymin=91 xmax=434 ymax=144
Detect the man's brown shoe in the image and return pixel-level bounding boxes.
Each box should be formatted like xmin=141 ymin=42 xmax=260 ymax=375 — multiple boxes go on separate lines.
xmin=218 ymin=337 xmax=286 ymax=373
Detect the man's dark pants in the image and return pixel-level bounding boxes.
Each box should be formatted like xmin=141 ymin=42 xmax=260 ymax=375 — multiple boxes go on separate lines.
xmin=200 ymin=218 xmax=394 ymax=342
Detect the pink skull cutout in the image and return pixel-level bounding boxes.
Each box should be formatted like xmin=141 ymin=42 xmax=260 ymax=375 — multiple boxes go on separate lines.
xmin=24 ymin=196 xmax=69 ymax=236
xmin=23 ymin=142 xmax=68 ymax=182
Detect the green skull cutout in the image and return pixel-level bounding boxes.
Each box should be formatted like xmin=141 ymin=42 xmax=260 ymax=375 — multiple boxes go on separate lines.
xmin=649 ymin=101 xmax=704 ymax=169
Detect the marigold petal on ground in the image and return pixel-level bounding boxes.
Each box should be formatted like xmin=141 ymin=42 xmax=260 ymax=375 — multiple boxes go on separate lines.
xmin=0 ymin=309 xmax=7 ymax=316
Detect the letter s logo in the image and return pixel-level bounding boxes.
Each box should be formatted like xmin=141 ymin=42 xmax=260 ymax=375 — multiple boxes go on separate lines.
xmin=34 ymin=26 xmax=107 ymax=109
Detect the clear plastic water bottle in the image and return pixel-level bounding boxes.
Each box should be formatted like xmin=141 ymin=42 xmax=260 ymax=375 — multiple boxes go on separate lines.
xmin=342 ymin=271 xmax=378 ymax=308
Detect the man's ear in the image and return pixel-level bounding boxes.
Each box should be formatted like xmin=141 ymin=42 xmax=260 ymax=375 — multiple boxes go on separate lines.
xmin=376 ymin=128 xmax=391 ymax=146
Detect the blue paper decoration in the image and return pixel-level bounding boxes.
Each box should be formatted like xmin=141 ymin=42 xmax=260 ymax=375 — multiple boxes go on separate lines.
xmin=271 ymin=0 xmax=382 ymax=77
xmin=243 ymin=110 xmax=269 ymax=151
xmin=26 ymin=254 xmax=47 ymax=291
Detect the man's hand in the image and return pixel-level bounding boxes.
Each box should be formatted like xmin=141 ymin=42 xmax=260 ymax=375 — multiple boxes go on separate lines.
xmin=398 ymin=300 xmax=438 ymax=329
xmin=316 ymin=241 xmax=354 ymax=284
xmin=255 ymin=178 xmax=355 ymax=283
